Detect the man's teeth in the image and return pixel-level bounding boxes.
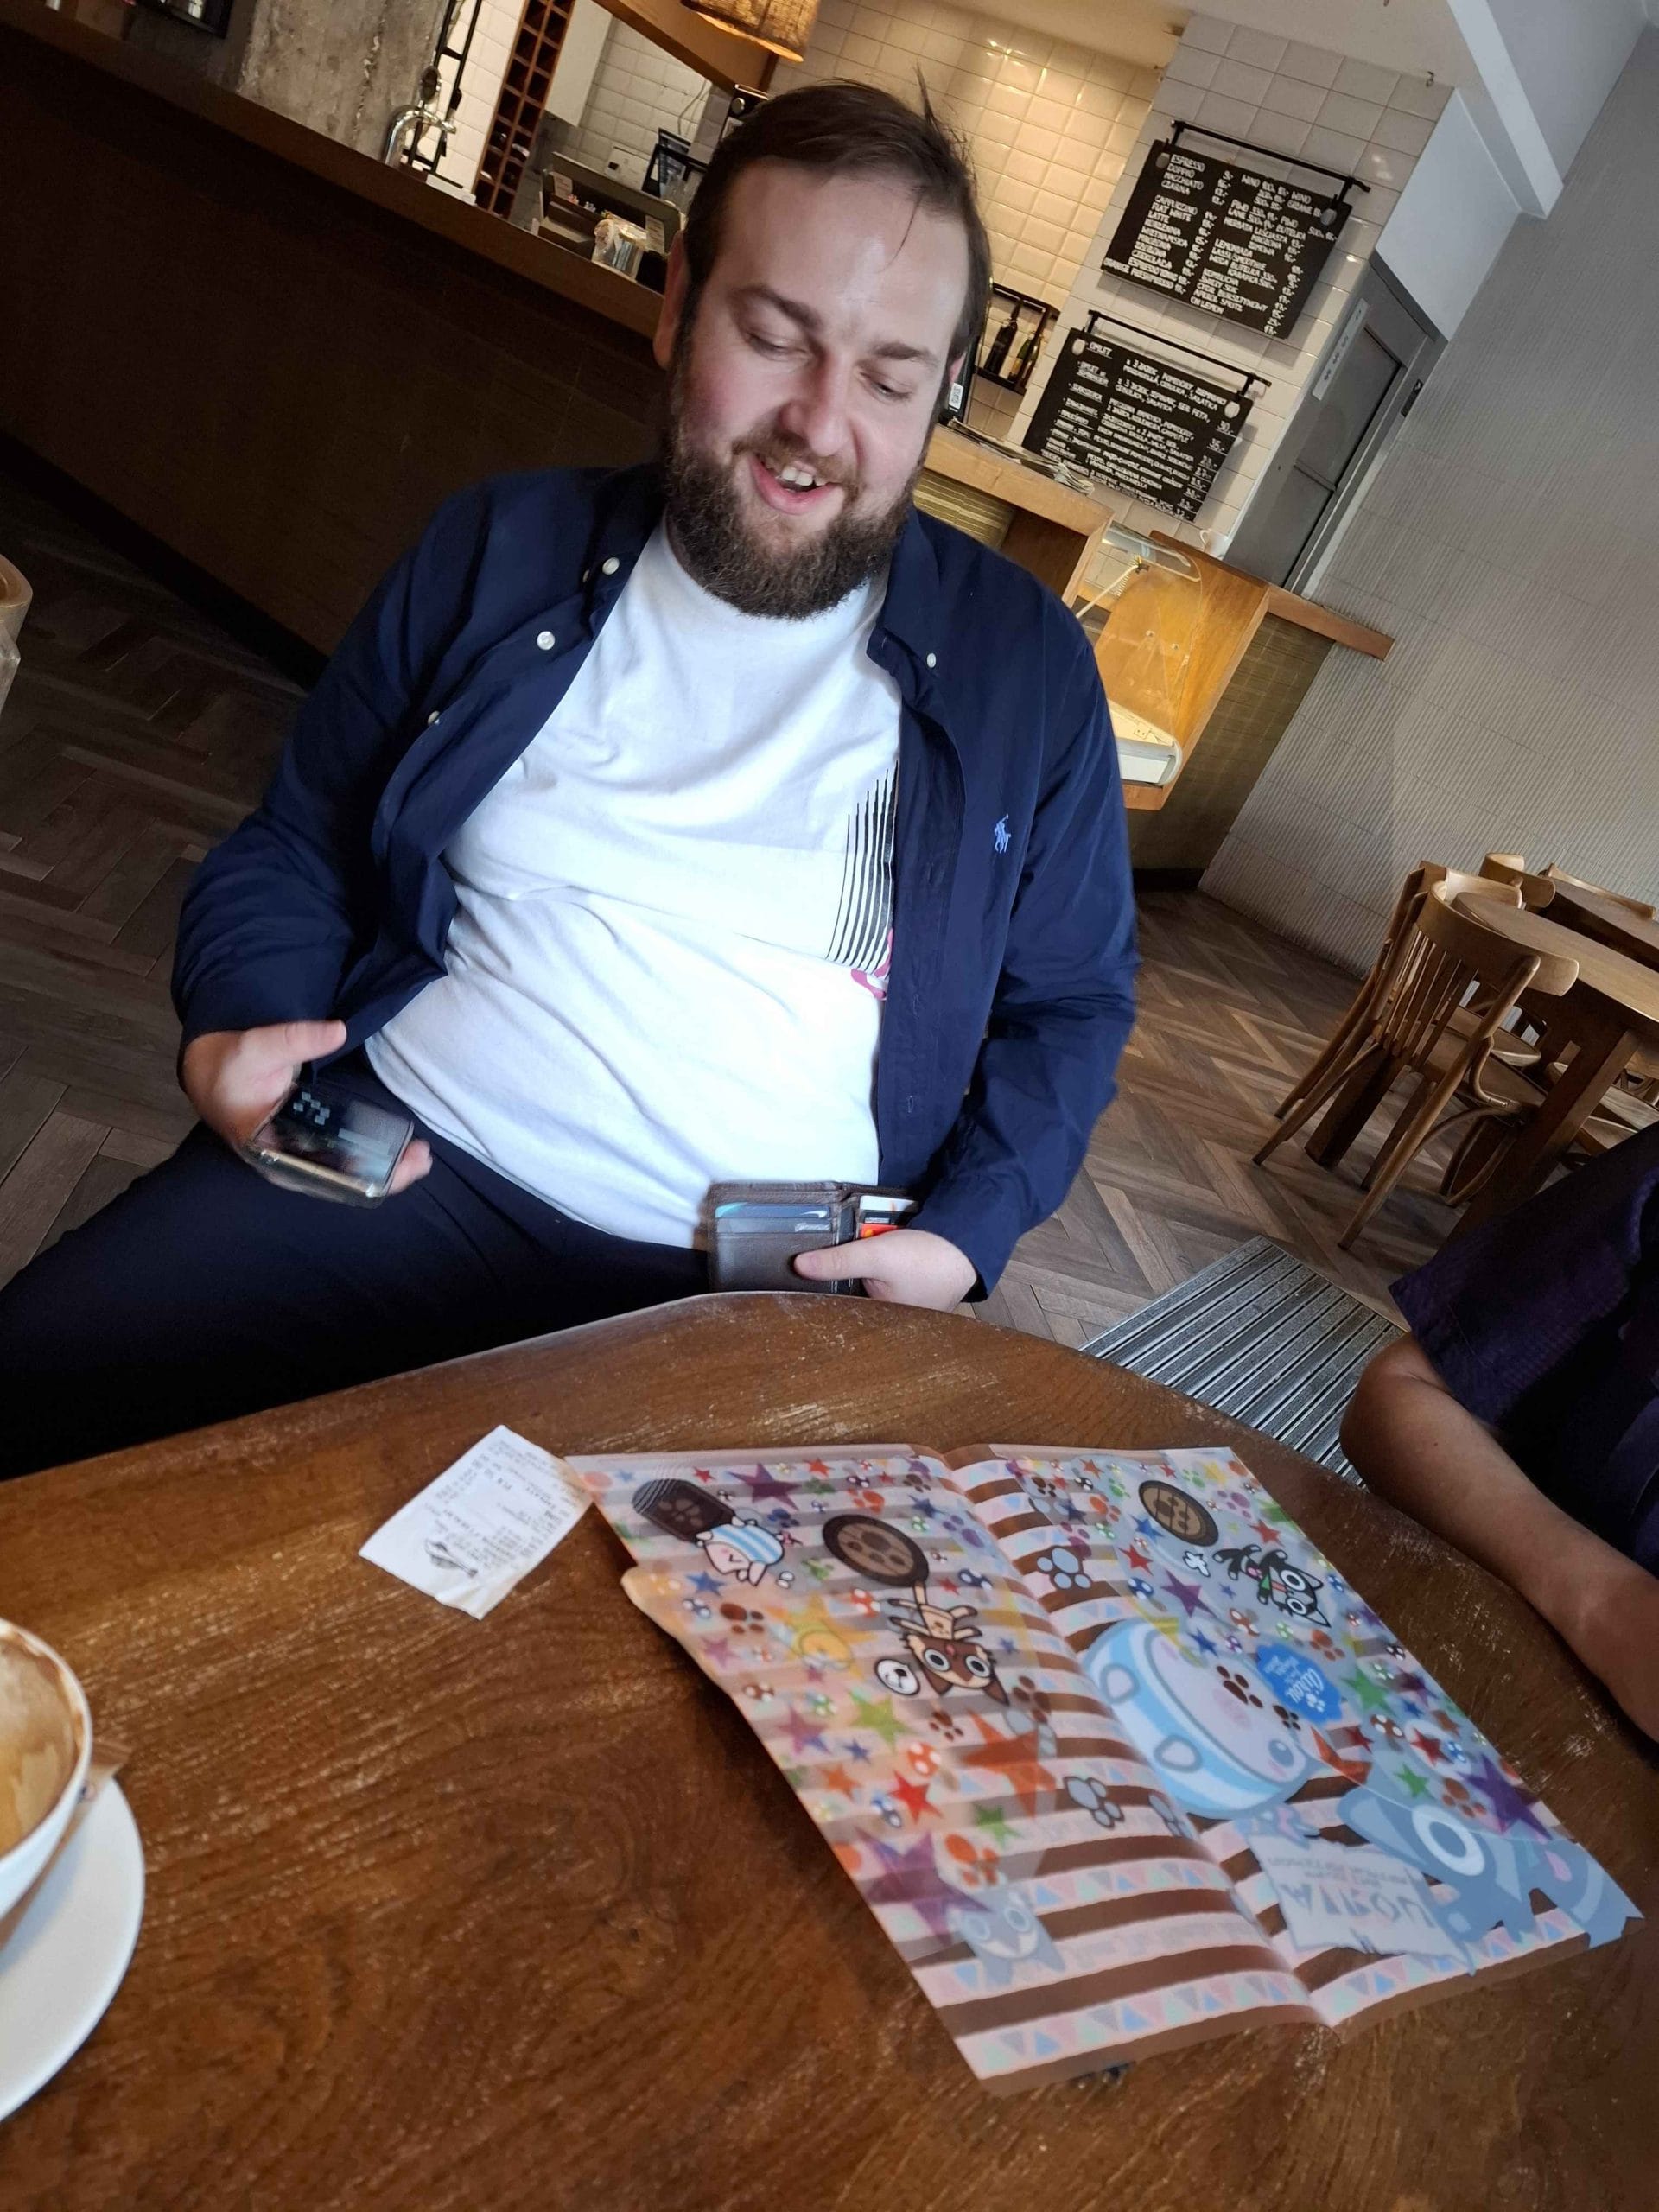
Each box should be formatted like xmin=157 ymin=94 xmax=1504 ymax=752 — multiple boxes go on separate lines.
xmin=773 ymin=461 xmax=824 ymax=489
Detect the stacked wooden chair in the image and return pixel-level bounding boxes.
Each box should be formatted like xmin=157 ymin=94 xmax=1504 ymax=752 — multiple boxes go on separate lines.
xmin=1257 ymin=869 xmax=1577 ymax=1248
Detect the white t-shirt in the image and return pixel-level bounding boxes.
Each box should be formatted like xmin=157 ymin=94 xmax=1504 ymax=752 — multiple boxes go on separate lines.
xmin=368 ymin=524 xmax=902 ymax=1248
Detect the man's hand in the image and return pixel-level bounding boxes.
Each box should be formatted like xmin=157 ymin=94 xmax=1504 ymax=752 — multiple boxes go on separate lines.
xmin=792 ymin=1228 xmax=976 ymax=1310
xmin=180 ymin=1020 xmax=432 ymax=1195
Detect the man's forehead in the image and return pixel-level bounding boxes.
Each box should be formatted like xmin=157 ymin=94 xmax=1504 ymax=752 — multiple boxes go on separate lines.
xmin=715 ymin=163 xmax=967 ymax=347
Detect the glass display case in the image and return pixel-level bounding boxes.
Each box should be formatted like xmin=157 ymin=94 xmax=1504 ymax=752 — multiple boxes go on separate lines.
xmin=1076 ymin=526 xmax=1200 ymax=791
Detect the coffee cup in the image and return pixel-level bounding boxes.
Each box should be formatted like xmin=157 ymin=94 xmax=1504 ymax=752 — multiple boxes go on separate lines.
xmin=0 ymin=1621 xmax=92 ymax=1923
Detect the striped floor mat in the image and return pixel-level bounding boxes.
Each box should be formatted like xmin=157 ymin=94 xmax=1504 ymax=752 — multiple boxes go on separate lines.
xmin=1081 ymin=1238 xmax=1401 ymax=1482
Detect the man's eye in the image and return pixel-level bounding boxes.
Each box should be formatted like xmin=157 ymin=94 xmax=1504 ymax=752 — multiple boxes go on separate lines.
xmin=747 ymin=333 xmax=793 ymax=358
xmin=870 ymin=380 xmax=912 ymax=403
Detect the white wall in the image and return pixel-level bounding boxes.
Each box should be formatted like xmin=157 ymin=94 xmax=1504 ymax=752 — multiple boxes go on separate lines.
xmin=1204 ymin=31 xmax=1659 ymax=975
xmin=433 ymin=0 xmax=524 ymax=193
xmin=1376 ymin=90 xmax=1519 ymax=336
xmin=1479 ymin=0 xmax=1646 ymax=174
xmin=561 ymin=19 xmax=713 ymax=186
xmin=772 ymin=0 xmax=1159 ymax=445
xmin=548 ymin=0 xmax=613 ymax=128
xmin=1007 ymin=15 xmax=1443 ymax=568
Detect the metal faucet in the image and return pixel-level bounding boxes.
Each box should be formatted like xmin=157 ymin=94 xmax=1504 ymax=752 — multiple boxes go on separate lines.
xmin=385 ymin=67 xmax=448 ymax=167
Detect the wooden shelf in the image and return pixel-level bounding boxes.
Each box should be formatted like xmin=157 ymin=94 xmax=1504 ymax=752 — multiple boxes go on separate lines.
xmin=474 ymin=0 xmax=575 ymax=215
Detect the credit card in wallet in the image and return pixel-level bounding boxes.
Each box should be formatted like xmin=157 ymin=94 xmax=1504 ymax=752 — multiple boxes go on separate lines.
xmin=706 ymin=1181 xmax=913 ymax=1295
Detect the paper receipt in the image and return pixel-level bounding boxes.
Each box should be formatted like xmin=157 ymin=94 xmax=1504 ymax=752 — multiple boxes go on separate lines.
xmin=359 ymin=1426 xmax=589 ymax=1618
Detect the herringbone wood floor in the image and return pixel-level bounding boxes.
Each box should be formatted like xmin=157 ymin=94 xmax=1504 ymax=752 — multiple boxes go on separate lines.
xmin=0 ymin=461 xmax=1453 ymax=1324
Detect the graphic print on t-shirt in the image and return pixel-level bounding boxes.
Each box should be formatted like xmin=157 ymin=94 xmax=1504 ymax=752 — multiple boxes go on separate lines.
xmin=827 ymin=765 xmax=896 ymax=991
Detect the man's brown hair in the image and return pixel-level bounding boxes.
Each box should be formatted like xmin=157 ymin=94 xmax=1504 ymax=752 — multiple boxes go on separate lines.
xmin=681 ymin=80 xmax=993 ymax=372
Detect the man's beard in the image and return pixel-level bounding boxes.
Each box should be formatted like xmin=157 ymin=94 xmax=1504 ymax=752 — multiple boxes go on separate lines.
xmin=663 ymin=340 xmax=924 ymax=620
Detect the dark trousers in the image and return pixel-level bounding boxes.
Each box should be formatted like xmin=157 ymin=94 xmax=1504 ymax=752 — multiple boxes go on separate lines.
xmin=0 ymin=1057 xmax=707 ymax=1478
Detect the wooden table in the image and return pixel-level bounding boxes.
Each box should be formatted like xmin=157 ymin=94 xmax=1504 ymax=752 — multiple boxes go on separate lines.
xmin=1 ymin=1296 xmax=1653 ymax=2211
xmin=1543 ymin=880 xmax=1659 ymax=969
xmin=1452 ymin=893 xmax=1659 ymax=1228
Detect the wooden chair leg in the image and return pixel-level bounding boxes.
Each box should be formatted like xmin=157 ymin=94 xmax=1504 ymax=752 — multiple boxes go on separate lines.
xmin=1256 ymin=1042 xmax=1385 ymax=1165
xmin=1338 ymin=1071 xmax=1460 ymax=1248
xmin=1306 ymin=1051 xmax=1402 ymax=1170
xmin=1273 ymin=993 xmax=1372 ymax=1120
xmin=1440 ymin=1116 xmax=1513 ymax=1205
xmin=1359 ymin=1067 xmax=1437 ymax=1192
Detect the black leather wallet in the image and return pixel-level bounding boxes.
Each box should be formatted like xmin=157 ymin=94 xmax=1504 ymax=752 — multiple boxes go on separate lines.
xmin=706 ymin=1181 xmax=917 ymax=1294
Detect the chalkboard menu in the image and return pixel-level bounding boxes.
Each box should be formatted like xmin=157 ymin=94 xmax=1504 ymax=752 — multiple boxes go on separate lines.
xmin=1022 ymin=325 xmax=1253 ymax=520
xmin=1103 ymin=132 xmax=1351 ymax=339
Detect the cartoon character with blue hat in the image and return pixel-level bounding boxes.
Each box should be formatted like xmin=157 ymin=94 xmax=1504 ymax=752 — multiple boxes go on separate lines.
xmin=634 ymin=1476 xmax=788 ymax=1587
xmin=696 ymin=1516 xmax=787 ymax=1587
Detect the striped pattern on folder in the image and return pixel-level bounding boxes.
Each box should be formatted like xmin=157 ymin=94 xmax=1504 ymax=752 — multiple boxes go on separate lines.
xmin=570 ymin=1444 xmax=1637 ymax=2090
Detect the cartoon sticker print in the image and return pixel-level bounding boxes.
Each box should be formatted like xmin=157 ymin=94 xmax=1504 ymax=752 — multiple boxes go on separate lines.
xmin=1139 ymin=1478 xmax=1219 ymax=1549
xmin=1213 ymin=1541 xmax=1328 ymax=1625
xmin=1342 ymin=1784 xmax=1639 ymax=1950
xmin=948 ymin=1887 xmax=1064 ymax=1986
xmin=878 ymin=1592 xmax=1011 ymax=1707
xmin=824 ymin=1512 xmax=1010 ymax=1707
xmin=635 ymin=1476 xmax=786 ymax=1586
xmin=1253 ymin=1643 xmax=1344 ymax=1726
xmin=1084 ymin=1617 xmax=1316 ymax=1821
xmin=821 ymin=1513 xmax=930 ymax=1587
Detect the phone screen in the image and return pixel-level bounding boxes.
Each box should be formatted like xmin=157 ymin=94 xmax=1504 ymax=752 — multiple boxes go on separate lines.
xmin=254 ymin=1083 xmax=412 ymax=1192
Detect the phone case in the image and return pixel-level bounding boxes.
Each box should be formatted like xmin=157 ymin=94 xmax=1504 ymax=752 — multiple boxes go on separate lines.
xmin=706 ymin=1182 xmax=915 ymax=1294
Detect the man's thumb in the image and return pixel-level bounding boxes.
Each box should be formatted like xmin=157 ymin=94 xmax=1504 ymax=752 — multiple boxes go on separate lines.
xmin=274 ymin=1018 xmax=348 ymax=1062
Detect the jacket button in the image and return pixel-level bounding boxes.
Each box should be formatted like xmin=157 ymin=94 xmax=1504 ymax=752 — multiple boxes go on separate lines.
xmin=925 ymin=652 xmax=938 ymax=669
xmin=601 ymin=556 xmax=620 ymax=576
xmin=426 ymin=711 xmax=441 ymax=726
xmin=537 ymin=630 xmax=556 ymax=650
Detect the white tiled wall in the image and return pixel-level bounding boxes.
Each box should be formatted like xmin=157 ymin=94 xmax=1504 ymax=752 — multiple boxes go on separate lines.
xmin=561 ymin=20 xmax=714 ymax=187
xmin=771 ymin=0 xmax=1162 ymax=442
xmin=1203 ymin=32 xmax=1659 ymax=975
xmin=1008 ymin=16 xmax=1449 ymax=569
xmin=434 ymin=0 xmax=527 ymax=193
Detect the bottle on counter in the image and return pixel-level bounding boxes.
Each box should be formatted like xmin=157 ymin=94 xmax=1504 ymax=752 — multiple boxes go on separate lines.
xmin=981 ymin=302 xmax=1021 ymax=381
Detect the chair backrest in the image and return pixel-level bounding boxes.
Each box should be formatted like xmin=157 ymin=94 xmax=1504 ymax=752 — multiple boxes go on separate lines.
xmin=1370 ymin=886 xmax=1547 ymax=1073
xmin=1353 ymin=863 xmax=1522 ymax=1029
xmin=1479 ymin=853 xmax=1556 ymax=908
xmin=1543 ymin=863 xmax=1656 ymax=920
xmin=1436 ymin=866 xmax=1523 ymax=909
xmin=1430 ymin=880 xmax=1580 ymax=995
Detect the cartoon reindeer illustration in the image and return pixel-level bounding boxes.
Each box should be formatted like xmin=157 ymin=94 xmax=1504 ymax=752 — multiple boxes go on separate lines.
xmin=821 ymin=1513 xmax=1010 ymax=1707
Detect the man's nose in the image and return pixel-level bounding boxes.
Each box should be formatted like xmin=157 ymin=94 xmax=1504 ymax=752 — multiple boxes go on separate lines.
xmin=776 ymin=355 xmax=853 ymax=473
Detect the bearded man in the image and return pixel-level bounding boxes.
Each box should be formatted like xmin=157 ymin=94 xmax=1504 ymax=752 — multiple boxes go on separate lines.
xmin=0 ymin=82 xmax=1136 ymax=1476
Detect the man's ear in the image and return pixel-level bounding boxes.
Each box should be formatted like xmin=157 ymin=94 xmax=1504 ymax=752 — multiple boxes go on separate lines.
xmin=652 ymin=236 xmax=689 ymax=372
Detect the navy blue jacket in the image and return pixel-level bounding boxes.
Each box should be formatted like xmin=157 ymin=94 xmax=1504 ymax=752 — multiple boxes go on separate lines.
xmin=172 ymin=462 xmax=1137 ymax=1294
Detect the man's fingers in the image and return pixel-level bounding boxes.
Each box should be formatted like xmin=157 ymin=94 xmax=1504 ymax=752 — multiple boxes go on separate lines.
xmin=387 ymin=1140 xmax=433 ymax=1196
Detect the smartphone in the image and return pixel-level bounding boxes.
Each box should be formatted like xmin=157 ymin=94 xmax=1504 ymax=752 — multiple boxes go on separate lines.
xmin=240 ymin=1078 xmax=416 ymax=1206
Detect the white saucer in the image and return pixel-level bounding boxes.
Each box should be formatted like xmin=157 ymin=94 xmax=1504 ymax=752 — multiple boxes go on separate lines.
xmin=0 ymin=1783 xmax=144 ymax=2122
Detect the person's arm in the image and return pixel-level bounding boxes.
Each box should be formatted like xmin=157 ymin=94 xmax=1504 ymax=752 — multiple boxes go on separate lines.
xmin=864 ymin=621 xmax=1137 ymax=1302
xmin=170 ymin=482 xmax=489 ymax=1049
xmin=1343 ymin=1334 xmax=1659 ymax=1738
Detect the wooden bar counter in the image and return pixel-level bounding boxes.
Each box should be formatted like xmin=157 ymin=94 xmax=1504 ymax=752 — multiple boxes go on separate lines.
xmin=0 ymin=2 xmax=1102 ymax=645
xmin=1097 ymin=537 xmax=1392 ymax=874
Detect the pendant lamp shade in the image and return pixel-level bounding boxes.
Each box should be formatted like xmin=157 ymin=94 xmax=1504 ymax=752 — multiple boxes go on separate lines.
xmin=681 ymin=0 xmax=819 ymax=63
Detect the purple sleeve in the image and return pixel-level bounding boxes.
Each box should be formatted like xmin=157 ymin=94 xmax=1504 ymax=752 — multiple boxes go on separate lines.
xmin=1392 ymin=1124 xmax=1659 ymax=1426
